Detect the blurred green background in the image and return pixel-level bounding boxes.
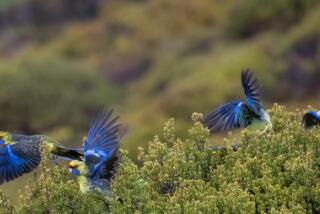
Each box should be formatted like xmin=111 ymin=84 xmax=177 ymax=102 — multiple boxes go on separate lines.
xmin=1 ymin=0 xmax=320 ymax=202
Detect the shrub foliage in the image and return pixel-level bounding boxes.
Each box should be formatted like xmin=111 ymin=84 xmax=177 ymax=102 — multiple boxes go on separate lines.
xmin=2 ymin=105 xmax=320 ymax=213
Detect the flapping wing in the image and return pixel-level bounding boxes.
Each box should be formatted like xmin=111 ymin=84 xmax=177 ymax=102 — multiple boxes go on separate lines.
xmin=203 ymin=101 xmax=251 ymax=133
xmin=84 ymin=108 xmax=121 ymax=153
xmin=241 ymin=69 xmax=262 ymax=115
xmin=84 ymin=108 xmax=123 ymax=177
xmin=0 ymin=141 xmax=41 ymax=184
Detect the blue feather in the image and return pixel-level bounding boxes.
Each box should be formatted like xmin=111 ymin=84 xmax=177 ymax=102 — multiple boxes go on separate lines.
xmin=203 ymin=101 xmax=248 ymax=132
xmin=307 ymin=111 xmax=320 ymax=119
xmin=241 ymin=69 xmax=262 ymax=115
xmin=303 ymin=111 xmax=320 ymax=129
xmin=85 ymin=108 xmax=120 ymax=153
xmin=204 ymin=69 xmax=270 ymax=133
xmin=0 ymin=144 xmax=41 ymax=184
xmin=83 ymin=108 xmax=122 ymax=179
xmin=70 ymin=168 xmax=80 ymax=176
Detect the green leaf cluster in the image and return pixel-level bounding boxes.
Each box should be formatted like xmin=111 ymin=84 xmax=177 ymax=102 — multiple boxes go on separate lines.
xmin=111 ymin=104 xmax=320 ymax=213
xmin=1 ymin=105 xmax=320 ymax=213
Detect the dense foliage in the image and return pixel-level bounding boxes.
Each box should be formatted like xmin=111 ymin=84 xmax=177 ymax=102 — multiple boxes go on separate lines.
xmin=1 ymin=105 xmax=320 ymax=213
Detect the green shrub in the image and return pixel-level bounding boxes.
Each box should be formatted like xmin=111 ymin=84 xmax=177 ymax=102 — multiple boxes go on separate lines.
xmin=113 ymin=104 xmax=320 ymax=213
xmin=1 ymin=105 xmax=320 ymax=213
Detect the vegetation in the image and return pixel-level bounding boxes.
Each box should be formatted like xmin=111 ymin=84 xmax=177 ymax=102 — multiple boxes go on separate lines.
xmin=1 ymin=105 xmax=320 ymax=213
xmin=1 ymin=0 xmax=320 ymax=206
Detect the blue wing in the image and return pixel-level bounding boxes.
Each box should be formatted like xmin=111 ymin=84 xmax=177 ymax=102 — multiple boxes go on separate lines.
xmin=84 ymin=108 xmax=120 ymax=153
xmin=203 ymin=101 xmax=251 ymax=133
xmin=241 ymin=69 xmax=262 ymax=115
xmin=84 ymin=108 xmax=122 ymax=178
xmin=0 ymin=142 xmax=41 ymax=184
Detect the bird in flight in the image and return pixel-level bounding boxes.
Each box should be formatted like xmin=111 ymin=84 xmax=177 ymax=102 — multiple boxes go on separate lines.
xmin=0 ymin=132 xmax=83 ymax=185
xmin=68 ymin=108 xmax=125 ymax=201
xmin=203 ymin=69 xmax=272 ymax=133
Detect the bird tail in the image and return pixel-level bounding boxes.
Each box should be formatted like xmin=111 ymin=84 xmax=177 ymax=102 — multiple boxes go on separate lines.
xmin=39 ymin=135 xmax=84 ymax=161
xmin=52 ymin=145 xmax=84 ymax=161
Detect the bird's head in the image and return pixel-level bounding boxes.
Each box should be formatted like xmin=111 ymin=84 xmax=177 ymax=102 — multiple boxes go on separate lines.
xmin=0 ymin=131 xmax=10 ymax=145
xmin=68 ymin=160 xmax=87 ymax=176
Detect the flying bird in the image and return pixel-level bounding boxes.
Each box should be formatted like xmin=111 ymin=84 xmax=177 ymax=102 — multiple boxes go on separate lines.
xmin=203 ymin=69 xmax=272 ymax=133
xmin=0 ymin=132 xmax=83 ymax=185
xmin=68 ymin=108 xmax=124 ymax=200
xmin=303 ymin=111 xmax=320 ymax=129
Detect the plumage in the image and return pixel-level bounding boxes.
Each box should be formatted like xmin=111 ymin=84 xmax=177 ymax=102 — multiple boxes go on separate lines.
xmin=0 ymin=132 xmax=83 ymax=185
xmin=68 ymin=108 xmax=124 ymax=199
xmin=0 ymin=139 xmax=41 ymax=184
xmin=303 ymin=111 xmax=320 ymax=129
xmin=203 ymin=69 xmax=272 ymax=133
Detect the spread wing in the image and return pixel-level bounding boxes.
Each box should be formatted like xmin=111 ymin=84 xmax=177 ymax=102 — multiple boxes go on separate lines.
xmin=0 ymin=141 xmax=41 ymax=184
xmin=83 ymin=108 xmax=122 ymax=178
xmin=241 ymin=69 xmax=262 ymax=115
xmin=203 ymin=101 xmax=251 ymax=133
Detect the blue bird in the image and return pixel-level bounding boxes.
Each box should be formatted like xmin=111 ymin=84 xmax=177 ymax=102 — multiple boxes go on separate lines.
xmin=303 ymin=111 xmax=320 ymax=129
xmin=68 ymin=108 xmax=125 ymax=199
xmin=203 ymin=69 xmax=272 ymax=133
xmin=0 ymin=132 xmax=83 ymax=185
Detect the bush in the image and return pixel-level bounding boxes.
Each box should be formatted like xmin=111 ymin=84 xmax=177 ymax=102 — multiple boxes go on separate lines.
xmin=1 ymin=104 xmax=320 ymax=213
xmin=113 ymin=104 xmax=320 ymax=213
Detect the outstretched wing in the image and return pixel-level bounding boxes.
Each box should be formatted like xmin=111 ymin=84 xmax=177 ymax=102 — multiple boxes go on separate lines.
xmin=84 ymin=108 xmax=121 ymax=152
xmin=0 ymin=141 xmax=41 ymax=184
xmin=203 ymin=101 xmax=252 ymax=133
xmin=84 ymin=108 xmax=122 ymax=177
xmin=241 ymin=69 xmax=262 ymax=115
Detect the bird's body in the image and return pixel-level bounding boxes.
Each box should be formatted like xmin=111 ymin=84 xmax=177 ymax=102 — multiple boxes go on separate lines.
xmin=303 ymin=111 xmax=320 ymax=129
xmin=203 ymin=69 xmax=271 ymax=133
xmin=0 ymin=131 xmax=83 ymax=185
xmin=68 ymin=108 xmax=123 ymax=200
xmin=77 ymin=173 xmax=112 ymax=198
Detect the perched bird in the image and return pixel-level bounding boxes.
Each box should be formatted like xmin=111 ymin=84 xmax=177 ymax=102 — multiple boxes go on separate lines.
xmin=0 ymin=132 xmax=83 ymax=184
xmin=303 ymin=111 xmax=320 ymax=129
xmin=203 ymin=69 xmax=272 ymax=133
xmin=68 ymin=108 xmax=124 ymax=200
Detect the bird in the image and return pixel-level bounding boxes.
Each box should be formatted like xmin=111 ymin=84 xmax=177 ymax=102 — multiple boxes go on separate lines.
xmin=303 ymin=111 xmax=320 ymax=129
xmin=68 ymin=108 xmax=124 ymax=200
xmin=203 ymin=69 xmax=272 ymax=133
xmin=0 ymin=132 xmax=83 ymax=185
